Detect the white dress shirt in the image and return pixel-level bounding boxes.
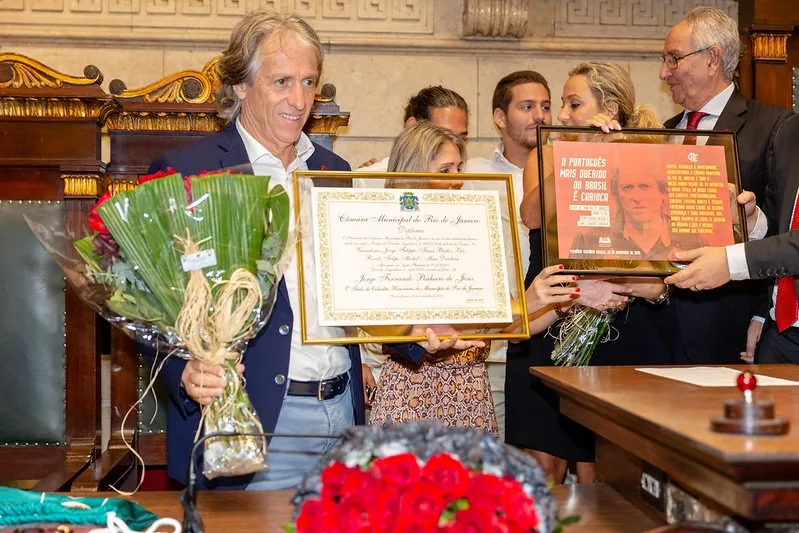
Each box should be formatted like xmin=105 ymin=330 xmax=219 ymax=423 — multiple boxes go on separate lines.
xmin=236 ymin=119 xmax=351 ymax=381
xmin=353 ymin=156 xmax=389 ymax=189
xmin=672 ymin=82 xmax=735 ymax=142
xmin=464 ymin=144 xmax=528 ymax=363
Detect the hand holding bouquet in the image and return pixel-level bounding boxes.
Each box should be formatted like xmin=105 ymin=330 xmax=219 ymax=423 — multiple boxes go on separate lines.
xmin=28 ymin=167 xmax=292 ymax=480
xmin=549 ymin=279 xmax=632 ymax=367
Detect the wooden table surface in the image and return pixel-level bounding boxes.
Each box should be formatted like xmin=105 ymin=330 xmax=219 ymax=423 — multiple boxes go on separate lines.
xmin=106 ymin=484 xmax=657 ymax=532
xmin=531 ymin=365 xmax=799 ymax=468
xmin=531 ymin=364 xmax=799 ymax=522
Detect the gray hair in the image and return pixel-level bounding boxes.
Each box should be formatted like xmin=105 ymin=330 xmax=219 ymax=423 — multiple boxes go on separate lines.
xmin=682 ymin=6 xmax=740 ymax=80
xmin=386 ymin=122 xmax=466 ymax=186
xmin=215 ymin=10 xmax=323 ymax=122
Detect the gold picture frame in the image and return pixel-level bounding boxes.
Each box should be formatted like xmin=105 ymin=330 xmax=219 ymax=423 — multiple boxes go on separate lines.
xmin=292 ymin=170 xmax=530 ymax=345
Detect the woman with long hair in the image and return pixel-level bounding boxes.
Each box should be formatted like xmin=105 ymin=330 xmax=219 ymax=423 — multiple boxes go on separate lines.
xmin=370 ymin=122 xmax=581 ymax=435
xmin=508 ymin=62 xmax=673 ymax=484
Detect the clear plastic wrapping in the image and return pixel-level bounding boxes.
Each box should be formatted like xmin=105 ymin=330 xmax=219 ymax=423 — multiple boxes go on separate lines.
xmin=26 ymin=166 xmax=295 ymax=479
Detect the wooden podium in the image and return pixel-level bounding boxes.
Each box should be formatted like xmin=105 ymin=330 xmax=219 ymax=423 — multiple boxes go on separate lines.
xmin=532 ymin=365 xmax=799 ymax=529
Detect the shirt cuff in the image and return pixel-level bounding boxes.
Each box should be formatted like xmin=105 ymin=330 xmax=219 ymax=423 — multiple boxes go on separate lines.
xmin=725 ymin=243 xmax=750 ymax=281
xmin=751 ymin=315 xmax=766 ymax=324
xmin=748 ymin=207 xmax=768 ymax=240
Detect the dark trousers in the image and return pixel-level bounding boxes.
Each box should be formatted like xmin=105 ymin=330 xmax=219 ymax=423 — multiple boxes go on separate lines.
xmin=755 ymin=319 xmax=799 ymax=364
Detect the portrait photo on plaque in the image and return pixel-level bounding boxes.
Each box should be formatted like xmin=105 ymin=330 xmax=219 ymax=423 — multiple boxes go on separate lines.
xmin=536 ymin=126 xmax=746 ymax=276
xmin=291 ymin=171 xmax=530 ymax=345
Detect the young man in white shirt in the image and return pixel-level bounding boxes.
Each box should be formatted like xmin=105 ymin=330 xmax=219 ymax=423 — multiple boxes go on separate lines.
xmin=464 ymin=70 xmax=552 ymax=440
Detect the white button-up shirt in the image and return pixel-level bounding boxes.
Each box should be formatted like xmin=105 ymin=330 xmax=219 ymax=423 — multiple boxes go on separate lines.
xmin=236 ymin=119 xmax=351 ymax=381
xmin=464 ymin=144 xmax=528 ymax=363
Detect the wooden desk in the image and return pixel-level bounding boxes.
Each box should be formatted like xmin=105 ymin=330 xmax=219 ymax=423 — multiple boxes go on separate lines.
xmin=531 ymin=365 xmax=799 ymax=524
xmin=101 ymin=484 xmax=656 ymax=532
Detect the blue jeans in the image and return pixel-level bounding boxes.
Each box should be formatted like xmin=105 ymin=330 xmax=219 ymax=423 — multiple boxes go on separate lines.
xmin=246 ymin=374 xmax=355 ymax=490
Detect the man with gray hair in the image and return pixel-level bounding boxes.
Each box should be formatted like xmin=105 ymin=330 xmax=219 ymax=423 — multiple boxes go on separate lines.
xmin=145 ymin=9 xmax=363 ymax=490
xmin=658 ymin=6 xmax=791 ymax=364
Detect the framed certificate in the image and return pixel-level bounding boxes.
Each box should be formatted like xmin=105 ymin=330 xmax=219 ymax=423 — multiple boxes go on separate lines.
xmin=292 ymin=171 xmax=529 ymax=345
xmin=536 ymin=126 xmax=746 ymax=276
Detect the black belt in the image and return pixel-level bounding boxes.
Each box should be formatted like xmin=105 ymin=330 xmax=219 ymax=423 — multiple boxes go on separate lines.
xmin=287 ymin=372 xmax=349 ymax=400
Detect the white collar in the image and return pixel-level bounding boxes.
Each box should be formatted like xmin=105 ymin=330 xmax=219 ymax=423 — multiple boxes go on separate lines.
xmin=235 ymin=118 xmax=315 ymax=166
xmin=688 ymin=82 xmax=735 ymax=118
xmin=492 ymin=143 xmax=521 ymax=171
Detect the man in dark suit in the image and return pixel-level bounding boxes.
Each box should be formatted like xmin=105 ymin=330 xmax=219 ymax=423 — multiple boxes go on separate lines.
xmin=665 ymin=114 xmax=799 ymax=363
xmin=657 ymin=6 xmax=791 ymax=364
xmin=144 ymin=10 xmax=365 ymax=490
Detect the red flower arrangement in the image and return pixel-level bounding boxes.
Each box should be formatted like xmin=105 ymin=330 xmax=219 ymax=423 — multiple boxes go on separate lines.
xmin=289 ymin=452 xmax=541 ymax=533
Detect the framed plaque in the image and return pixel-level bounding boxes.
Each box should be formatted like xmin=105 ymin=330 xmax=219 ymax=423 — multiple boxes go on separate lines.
xmin=536 ymin=126 xmax=746 ymax=276
xmin=292 ymin=171 xmax=529 ymax=345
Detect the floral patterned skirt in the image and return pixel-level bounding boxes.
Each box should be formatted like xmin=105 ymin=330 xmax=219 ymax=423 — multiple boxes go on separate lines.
xmin=370 ymin=345 xmax=498 ymax=436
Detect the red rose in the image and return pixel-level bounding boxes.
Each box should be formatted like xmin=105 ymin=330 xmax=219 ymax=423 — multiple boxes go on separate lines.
xmin=295 ymin=498 xmax=337 ymax=533
xmin=137 ymin=167 xmax=193 ymax=204
xmin=399 ymin=483 xmax=445 ymax=526
xmin=369 ymin=486 xmax=402 ymax=533
xmin=390 ymin=516 xmax=434 ymax=533
xmin=421 ymin=453 xmax=469 ymax=500
xmin=320 ymin=165 xmax=328 ymax=171
xmin=137 ymin=167 xmax=176 ymax=185
xmin=466 ymin=473 xmax=506 ymax=514
xmin=320 ymin=461 xmax=360 ymax=502
xmin=88 ymin=191 xmax=112 ymax=234
xmin=372 ymin=453 xmax=421 ymax=488
xmin=439 ymin=509 xmax=491 ymax=533
xmin=501 ymin=480 xmax=539 ymax=530
xmin=490 ymin=513 xmax=524 ymax=533
xmin=337 ymin=506 xmax=372 ymax=533
xmin=340 ymin=467 xmax=381 ymax=512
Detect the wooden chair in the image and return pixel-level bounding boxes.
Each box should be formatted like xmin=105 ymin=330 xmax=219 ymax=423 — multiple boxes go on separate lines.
xmin=0 ymin=53 xmax=109 ymax=491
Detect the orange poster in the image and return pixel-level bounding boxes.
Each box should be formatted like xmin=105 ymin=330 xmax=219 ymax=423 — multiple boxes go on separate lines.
xmin=553 ymin=141 xmax=734 ymax=261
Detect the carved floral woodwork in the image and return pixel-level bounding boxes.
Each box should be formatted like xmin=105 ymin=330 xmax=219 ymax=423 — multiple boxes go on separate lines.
xmin=0 ymin=53 xmax=110 ymax=119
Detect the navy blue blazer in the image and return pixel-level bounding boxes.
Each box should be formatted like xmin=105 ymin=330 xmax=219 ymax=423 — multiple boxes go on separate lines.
xmin=143 ymin=123 xmax=365 ymax=488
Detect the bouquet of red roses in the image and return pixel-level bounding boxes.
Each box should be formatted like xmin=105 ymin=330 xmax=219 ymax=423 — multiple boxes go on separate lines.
xmin=283 ymin=422 xmax=564 ymax=533
xmin=290 ymin=452 xmax=541 ymax=532
xmin=26 ymin=166 xmax=292 ymax=481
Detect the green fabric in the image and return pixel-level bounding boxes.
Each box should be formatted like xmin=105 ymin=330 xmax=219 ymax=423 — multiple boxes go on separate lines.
xmin=0 ymin=487 xmax=158 ymax=530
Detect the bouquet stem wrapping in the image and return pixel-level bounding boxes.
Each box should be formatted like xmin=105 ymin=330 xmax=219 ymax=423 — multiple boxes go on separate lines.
xmin=176 ymin=235 xmax=267 ymax=479
xmin=550 ymin=304 xmax=625 ymax=367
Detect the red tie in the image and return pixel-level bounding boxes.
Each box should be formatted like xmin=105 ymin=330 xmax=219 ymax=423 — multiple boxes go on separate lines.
xmin=775 ymin=198 xmax=799 ymax=331
xmin=683 ymin=111 xmax=708 ymax=145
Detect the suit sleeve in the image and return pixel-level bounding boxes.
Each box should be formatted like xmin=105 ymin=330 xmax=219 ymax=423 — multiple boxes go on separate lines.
xmin=762 ymin=109 xmax=793 ymax=233
xmin=384 ymin=343 xmax=428 ymax=364
xmin=745 ymin=230 xmax=799 ymax=279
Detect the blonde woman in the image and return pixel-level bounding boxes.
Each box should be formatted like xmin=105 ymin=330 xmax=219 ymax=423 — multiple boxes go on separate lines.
xmin=508 ymin=62 xmax=672 ymax=484
xmin=370 ymin=122 xmax=580 ymax=435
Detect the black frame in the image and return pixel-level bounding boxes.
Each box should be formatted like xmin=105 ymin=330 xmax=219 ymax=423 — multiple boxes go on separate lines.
xmin=536 ymin=125 xmax=746 ymax=276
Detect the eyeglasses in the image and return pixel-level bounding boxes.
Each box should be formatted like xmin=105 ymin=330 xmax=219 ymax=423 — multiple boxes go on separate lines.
xmin=660 ymin=47 xmax=710 ymax=69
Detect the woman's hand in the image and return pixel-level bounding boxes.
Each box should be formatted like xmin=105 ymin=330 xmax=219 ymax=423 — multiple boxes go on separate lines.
xmin=574 ymin=279 xmax=632 ymax=312
xmin=411 ymin=324 xmax=485 ymax=354
xmin=361 ymin=364 xmax=377 ymax=407
xmin=589 ymin=112 xmax=622 ymax=133
xmin=526 ymin=264 xmax=580 ymax=311
xmin=607 ymin=276 xmax=666 ymax=300
xmin=180 ymin=360 xmax=244 ymax=406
